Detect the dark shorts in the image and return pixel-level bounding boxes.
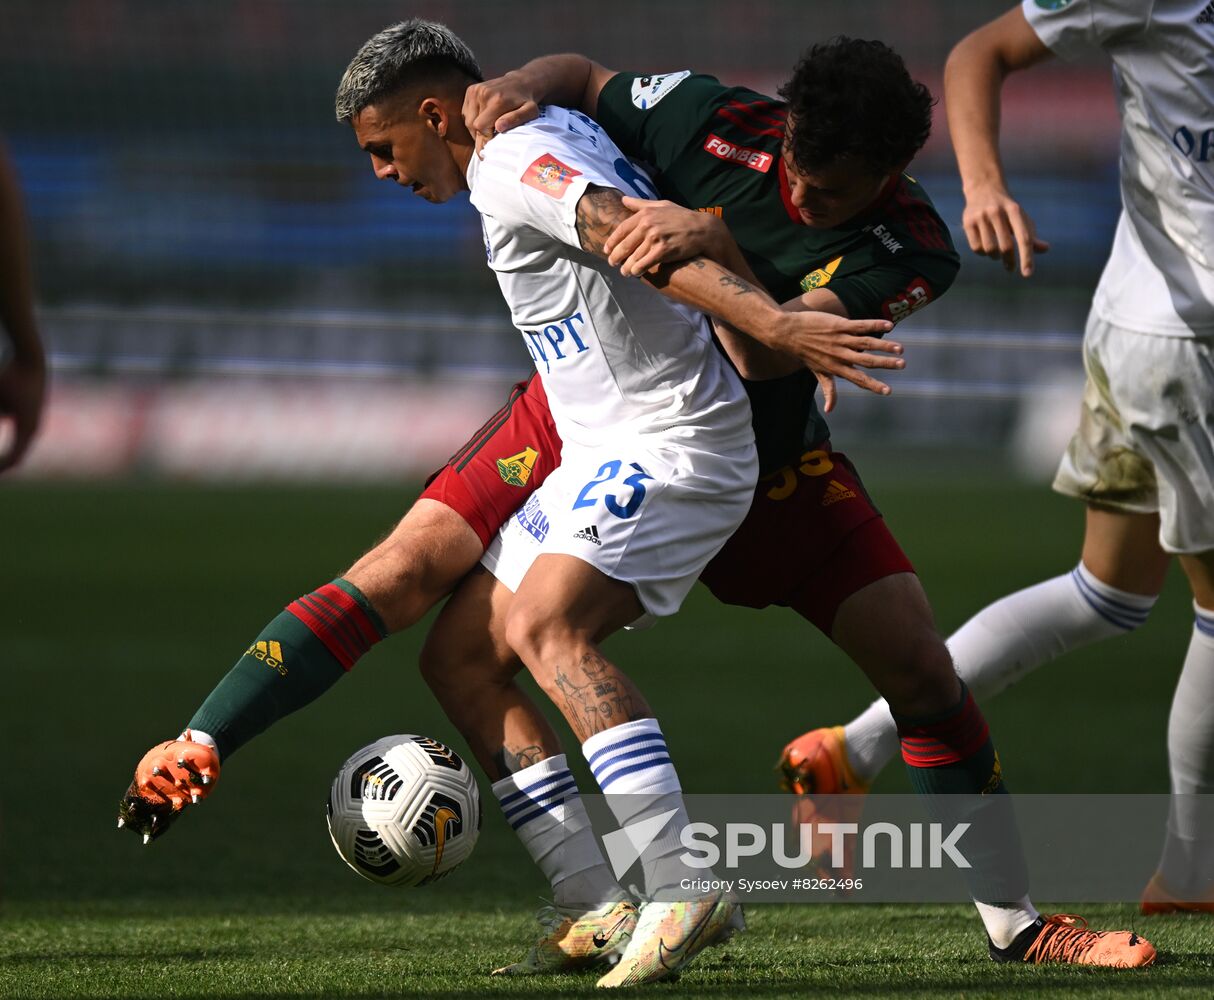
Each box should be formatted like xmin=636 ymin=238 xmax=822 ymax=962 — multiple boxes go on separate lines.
xmin=699 ymin=444 xmax=915 ymax=635
xmin=420 ymin=374 xmax=562 ymax=549
xmin=422 ymin=377 xmax=914 ymax=630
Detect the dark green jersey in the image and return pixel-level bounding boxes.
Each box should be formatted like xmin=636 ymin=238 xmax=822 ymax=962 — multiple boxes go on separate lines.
xmin=595 ymin=71 xmax=960 ymax=468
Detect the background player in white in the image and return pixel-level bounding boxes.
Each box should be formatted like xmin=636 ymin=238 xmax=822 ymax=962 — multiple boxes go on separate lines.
xmin=784 ymin=0 xmax=1214 ymax=914
xmin=336 ymin=20 xmax=904 ymax=987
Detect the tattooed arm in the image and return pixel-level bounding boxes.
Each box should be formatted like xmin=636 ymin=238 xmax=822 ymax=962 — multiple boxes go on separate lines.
xmin=575 ymin=185 xmax=904 ymax=394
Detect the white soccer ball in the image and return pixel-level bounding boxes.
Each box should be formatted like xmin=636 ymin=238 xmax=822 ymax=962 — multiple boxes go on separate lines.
xmin=327 ymin=734 xmax=481 ymax=887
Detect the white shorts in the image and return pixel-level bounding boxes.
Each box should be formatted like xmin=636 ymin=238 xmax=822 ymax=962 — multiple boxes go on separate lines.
xmin=1053 ymin=313 xmax=1214 ymax=554
xmin=481 ymin=438 xmax=757 ymax=619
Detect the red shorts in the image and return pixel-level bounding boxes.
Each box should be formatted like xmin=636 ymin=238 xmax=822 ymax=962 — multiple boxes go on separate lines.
xmin=423 ymin=377 xmax=913 ymax=632
xmin=700 ymin=444 xmax=915 ymax=635
xmin=420 ymin=374 xmax=562 ymax=549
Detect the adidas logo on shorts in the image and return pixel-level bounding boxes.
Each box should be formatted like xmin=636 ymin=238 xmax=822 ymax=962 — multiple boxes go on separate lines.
xmin=573 ymin=525 xmax=602 ymax=545
xmin=1199 ymin=1 xmax=1214 ymax=23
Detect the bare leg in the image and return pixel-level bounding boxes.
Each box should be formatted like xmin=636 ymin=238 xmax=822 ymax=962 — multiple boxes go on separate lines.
xmin=831 ymin=571 xmax=959 ymax=717
xmin=420 ymin=566 xmax=562 ymax=780
xmin=421 ymin=564 xmax=626 ymax=911
xmin=345 ymin=498 xmax=484 ymax=632
xmin=504 ymin=554 xmax=653 ymax=742
xmin=1081 ymin=506 xmax=1170 ymax=594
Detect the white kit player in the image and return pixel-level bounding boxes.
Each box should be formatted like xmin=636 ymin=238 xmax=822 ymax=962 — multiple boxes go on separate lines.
xmin=336 ymin=19 xmax=902 ymax=987
xmin=782 ymin=0 xmax=1214 ymax=915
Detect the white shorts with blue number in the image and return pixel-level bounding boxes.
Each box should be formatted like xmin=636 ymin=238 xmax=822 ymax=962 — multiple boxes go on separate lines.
xmin=481 ymin=437 xmax=757 ymax=620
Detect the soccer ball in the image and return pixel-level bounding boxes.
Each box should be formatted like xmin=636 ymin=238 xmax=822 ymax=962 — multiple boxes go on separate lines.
xmin=326 ymin=734 xmax=481 ymax=887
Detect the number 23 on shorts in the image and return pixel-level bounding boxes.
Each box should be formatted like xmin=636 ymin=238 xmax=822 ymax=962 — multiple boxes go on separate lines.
xmin=573 ymin=460 xmax=653 ymax=519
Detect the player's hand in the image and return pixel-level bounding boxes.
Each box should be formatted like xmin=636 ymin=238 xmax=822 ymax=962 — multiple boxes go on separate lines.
xmin=605 ymin=197 xmax=728 ymax=277
xmin=117 ymin=731 xmax=220 ymax=843
xmin=961 ymin=182 xmax=1049 ymax=277
xmin=773 ymin=312 xmax=902 ymax=409
xmin=0 ymin=352 xmax=46 ymax=474
xmin=463 ymin=73 xmax=542 ymax=159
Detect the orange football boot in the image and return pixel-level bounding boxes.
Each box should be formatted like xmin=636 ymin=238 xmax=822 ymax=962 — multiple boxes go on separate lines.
xmin=1140 ymin=872 xmax=1214 ymax=915
xmin=117 ymin=730 xmax=221 ymax=843
xmin=777 ymin=726 xmax=870 ymax=878
xmin=991 ymin=914 xmax=1156 ymax=968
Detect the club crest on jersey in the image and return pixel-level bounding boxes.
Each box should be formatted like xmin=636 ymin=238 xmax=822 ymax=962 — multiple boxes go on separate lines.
xmin=522 ymin=154 xmax=582 ymax=198
xmin=630 ymin=70 xmax=690 ymax=109
xmin=800 ymin=255 xmax=843 ymax=292
xmin=497 ymin=446 xmax=539 ymax=487
xmin=703 ymin=134 xmax=774 ymax=173
xmin=516 ymin=493 xmax=550 ymax=543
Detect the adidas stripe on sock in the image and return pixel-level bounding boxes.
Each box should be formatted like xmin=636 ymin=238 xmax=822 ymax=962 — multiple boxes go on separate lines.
xmin=492 ymin=755 xmax=621 ymax=907
xmin=842 ymin=562 xmax=1158 ymax=783
xmin=583 ymin=719 xmax=703 ymax=899
xmin=1068 ymin=562 xmax=1154 ymax=631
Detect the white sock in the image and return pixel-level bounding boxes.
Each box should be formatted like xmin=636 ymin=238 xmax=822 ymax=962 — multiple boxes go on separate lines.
xmin=583 ymin=718 xmax=703 ymax=900
xmin=842 ymin=562 xmax=1158 ymax=783
xmin=974 ymin=896 xmax=1040 ymax=950
xmin=1157 ymin=605 xmax=1214 ymax=897
xmin=492 ymin=755 xmax=624 ymax=911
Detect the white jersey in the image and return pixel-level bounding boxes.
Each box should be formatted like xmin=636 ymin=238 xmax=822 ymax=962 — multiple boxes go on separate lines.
xmin=466 ymin=105 xmax=752 ymax=450
xmin=1024 ymin=0 xmax=1214 ymax=334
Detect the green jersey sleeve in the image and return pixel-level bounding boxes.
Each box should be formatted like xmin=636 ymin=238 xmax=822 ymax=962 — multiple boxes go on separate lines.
xmin=595 ymin=71 xmax=727 ymax=167
xmin=827 ymin=252 xmax=961 ymax=324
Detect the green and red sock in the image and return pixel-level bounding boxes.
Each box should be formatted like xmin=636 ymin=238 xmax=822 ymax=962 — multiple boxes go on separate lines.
xmin=189 ymin=579 xmax=386 ymax=759
xmin=894 ymin=682 xmax=1029 ymax=904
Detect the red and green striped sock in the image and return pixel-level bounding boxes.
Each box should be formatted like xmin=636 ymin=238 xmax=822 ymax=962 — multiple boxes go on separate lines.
xmin=189 ymin=579 xmax=386 ymax=759
xmin=895 ymin=682 xmax=1030 ymax=904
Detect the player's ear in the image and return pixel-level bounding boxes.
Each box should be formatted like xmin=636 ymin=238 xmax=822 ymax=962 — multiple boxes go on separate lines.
xmin=419 ymin=97 xmax=448 ymax=138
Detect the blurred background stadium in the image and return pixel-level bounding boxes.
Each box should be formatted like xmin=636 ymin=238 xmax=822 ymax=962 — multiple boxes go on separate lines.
xmin=3 ymin=0 xmax=1122 ymax=480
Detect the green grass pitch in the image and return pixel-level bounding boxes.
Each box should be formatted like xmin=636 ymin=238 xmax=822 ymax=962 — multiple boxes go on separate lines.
xmin=3 ymin=460 xmax=1212 ymax=997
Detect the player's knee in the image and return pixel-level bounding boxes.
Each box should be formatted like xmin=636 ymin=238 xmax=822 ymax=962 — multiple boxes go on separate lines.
xmin=503 ymin=602 xmax=579 ymax=680
xmin=881 ymin=631 xmax=959 ymax=717
xmin=503 ymin=601 xmax=544 ymax=666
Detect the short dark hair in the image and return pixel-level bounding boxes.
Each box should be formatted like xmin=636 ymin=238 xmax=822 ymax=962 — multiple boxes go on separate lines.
xmin=779 ymin=37 xmax=934 ymax=175
xmin=335 ymin=19 xmax=483 ymax=123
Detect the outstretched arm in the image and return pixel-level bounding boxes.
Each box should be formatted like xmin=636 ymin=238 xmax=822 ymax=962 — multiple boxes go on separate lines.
xmin=944 ymin=6 xmax=1054 ymax=277
xmin=575 ymin=185 xmax=903 ymax=398
xmin=0 ymin=143 xmax=46 ymax=473
xmin=464 ymin=54 xmax=617 ymax=154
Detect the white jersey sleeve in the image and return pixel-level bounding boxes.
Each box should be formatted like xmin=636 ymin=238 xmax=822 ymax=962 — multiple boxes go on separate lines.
xmin=1022 ymin=0 xmax=1214 ymax=333
xmin=464 ymin=106 xmax=752 ymax=452
xmin=1022 ymin=0 xmax=1147 ymax=60
xmin=469 ymin=107 xmax=645 ymax=251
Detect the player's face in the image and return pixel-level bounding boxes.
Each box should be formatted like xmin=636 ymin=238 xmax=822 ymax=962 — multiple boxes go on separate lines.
xmin=781 ymin=148 xmax=892 ymax=229
xmin=352 ymin=99 xmax=466 ymax=204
